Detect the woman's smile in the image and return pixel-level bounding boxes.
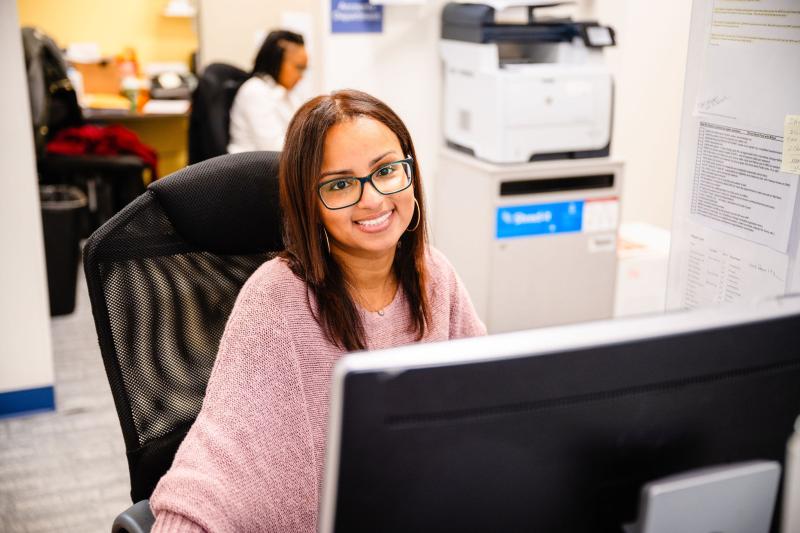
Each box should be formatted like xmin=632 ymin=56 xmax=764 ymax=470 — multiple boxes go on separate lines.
xmin=354 ymin=209 xmax=394 ymax=233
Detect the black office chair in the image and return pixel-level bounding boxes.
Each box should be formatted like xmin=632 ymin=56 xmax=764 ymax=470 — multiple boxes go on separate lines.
xmin=22 ymin=27 xmax=148 ymax=234
xmin=83 ymin=151 xmax=284 ymax=532
xmin=188 ymin=63 xmax=249 ymax=164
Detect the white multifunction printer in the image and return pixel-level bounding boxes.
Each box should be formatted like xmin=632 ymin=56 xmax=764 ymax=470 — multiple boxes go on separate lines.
xmin=435 ymin=2 xmax=623 ymax=333
xmin=440 ymin=1 xmax=616 ymax=163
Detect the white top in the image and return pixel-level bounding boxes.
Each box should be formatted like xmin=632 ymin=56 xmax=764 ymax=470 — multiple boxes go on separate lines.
xmin=227 ymin=74 xmax=301 ymax=153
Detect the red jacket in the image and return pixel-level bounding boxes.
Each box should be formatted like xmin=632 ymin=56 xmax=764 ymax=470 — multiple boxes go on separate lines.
xmin=47 ymin=124 xmax=158 ymax=177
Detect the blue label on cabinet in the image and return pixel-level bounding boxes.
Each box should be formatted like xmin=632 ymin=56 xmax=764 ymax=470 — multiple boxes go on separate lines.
xmin=496 ymin=201 xmax=584 ymax=239
xmin=331 ymin=0 xmax=383 ymax=33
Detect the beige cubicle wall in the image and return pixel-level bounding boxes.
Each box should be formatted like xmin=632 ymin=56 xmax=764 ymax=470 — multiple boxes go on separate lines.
xmin=1 ymin=0 xmax=54 ymax=415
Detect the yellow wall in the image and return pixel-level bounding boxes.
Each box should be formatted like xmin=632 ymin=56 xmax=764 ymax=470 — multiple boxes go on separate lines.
xmin=17 ymin=0 xmax=197 ymax=67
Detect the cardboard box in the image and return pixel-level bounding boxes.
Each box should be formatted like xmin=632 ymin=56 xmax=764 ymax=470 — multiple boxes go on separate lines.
xmin=72 ymin=60 xmax=121 ymax=94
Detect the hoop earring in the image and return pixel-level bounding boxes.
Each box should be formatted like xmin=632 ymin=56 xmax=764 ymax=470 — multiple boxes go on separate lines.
xmin=322 ymin=226 xmax=331 ymax=254
xmin=406 ymin=198 xmax=421 ymax=233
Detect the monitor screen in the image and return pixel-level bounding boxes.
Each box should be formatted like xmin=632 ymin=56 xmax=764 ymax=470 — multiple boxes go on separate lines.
xmin=320 ymin=296 xmax=800 ymax=533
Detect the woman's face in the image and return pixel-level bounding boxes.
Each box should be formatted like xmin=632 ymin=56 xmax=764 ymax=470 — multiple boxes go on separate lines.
xmin=318 ymin=116 xmax=416 ymax=260
xmin=278 ymin=43 xmax=307 ymax=90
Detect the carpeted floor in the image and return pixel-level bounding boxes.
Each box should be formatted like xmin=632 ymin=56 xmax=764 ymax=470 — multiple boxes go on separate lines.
xmin=0 ymin=273 xmax=131 ymax=533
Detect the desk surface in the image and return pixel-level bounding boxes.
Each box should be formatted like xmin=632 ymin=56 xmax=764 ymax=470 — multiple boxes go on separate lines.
xmin=83 ymin=98 xmax=190 ymax=122
xmin=83 ymin=109 xmax=188 ymax=122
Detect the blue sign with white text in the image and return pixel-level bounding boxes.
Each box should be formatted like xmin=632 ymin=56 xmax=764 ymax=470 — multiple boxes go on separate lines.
xmin=331 ymin=0 xmax=383 ymax=33
xmin=496 ymin=201 xmax=584 ymax=239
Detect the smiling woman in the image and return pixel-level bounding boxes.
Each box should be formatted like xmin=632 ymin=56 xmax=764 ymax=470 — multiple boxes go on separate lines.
xmin=278 ymin=90 xmax=439 ymax=351
xmin=147 ymin=89 xmax=486 ymax=532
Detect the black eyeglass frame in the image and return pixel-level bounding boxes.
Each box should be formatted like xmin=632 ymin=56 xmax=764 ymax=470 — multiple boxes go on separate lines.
xmin=317 ymin=157 xmax=415 ymax=210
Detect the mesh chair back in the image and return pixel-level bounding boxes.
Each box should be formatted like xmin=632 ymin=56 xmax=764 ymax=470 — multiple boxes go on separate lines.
xmin=83 ymin=151 xmax=283 ymax=502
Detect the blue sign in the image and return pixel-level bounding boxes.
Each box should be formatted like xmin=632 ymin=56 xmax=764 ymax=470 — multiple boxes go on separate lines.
xmin=331 ymin=0 xmax=383 ymax=33
xmin=496 ymin=201 xmax=584 ymax=239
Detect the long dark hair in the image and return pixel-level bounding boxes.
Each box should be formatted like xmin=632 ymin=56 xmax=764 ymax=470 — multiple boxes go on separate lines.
xmin=252 ymin=30 xmax=304 ymax=81
xmin=279 ymin=89 xmax=431 ymax=351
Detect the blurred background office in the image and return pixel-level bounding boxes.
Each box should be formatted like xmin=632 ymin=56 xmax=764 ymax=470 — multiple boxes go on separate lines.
xmin=4 ymin=0 xmax=798 ymax=531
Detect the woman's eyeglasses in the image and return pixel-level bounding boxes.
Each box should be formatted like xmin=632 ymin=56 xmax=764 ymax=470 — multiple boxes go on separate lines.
xmin=317 ymin=157 xmax=414 ymax=210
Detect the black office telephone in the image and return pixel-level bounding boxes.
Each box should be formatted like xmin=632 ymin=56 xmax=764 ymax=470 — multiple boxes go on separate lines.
xmin=149 ymin=71 xmax=196 ymax=99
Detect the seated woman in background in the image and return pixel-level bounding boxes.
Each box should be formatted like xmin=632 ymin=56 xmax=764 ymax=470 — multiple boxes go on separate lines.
xmin=150 ymin=89 xmax=486 ymax=532
xmin=227 ymin=29 xmax=307 ymax=153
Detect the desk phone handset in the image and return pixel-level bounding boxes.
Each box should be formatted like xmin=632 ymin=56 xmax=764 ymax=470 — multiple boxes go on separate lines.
xmin=150 ymin=72 xmax=196 ymax=100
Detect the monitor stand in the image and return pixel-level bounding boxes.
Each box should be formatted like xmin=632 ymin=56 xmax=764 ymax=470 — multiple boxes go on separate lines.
xmin=625 ymin=461 xmax=780 ymax=533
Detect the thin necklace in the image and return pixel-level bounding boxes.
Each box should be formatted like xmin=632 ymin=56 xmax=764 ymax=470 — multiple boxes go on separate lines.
xmin=345 ymin=275 xmax=394 ymax=316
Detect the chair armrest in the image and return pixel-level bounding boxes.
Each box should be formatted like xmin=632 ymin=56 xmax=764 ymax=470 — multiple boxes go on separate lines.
xmin=112 ymin=499 xmax=155 ymax=533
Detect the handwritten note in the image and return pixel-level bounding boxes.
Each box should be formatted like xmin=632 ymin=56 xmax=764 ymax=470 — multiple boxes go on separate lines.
xmin=782 ymin=115 xmax=800 ymax=175
xmin=696 ymin=95 xmax=730 ymax=113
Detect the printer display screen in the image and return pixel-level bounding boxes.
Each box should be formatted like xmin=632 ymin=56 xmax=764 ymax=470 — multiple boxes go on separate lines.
xmin=584 ymin=26 xmax=614 ymax=47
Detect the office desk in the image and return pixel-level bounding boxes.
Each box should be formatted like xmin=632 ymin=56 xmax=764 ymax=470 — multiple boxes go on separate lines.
xmin=84 ymin=108 xmax=189 ymax=178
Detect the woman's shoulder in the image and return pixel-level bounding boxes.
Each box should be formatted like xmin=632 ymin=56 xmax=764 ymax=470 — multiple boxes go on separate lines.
xmin=424 ymin=246 xmax=457 ymax=282
xmin=248 ymin=254 xmax=304 ymax=289
xmin=236 ymin=75 xmax=284 ymax=101
xmin=423 ymin=246 xmax=466 ymax=299
xmin=234 ymin=256 xmax=308 ymax=314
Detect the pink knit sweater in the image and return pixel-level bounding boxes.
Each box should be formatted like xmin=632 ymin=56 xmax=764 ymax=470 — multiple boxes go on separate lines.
xmin=150 ymin=247 xmax=486 ymax=532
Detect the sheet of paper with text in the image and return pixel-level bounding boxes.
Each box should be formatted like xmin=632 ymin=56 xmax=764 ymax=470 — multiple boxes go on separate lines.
xmin=667 ymin=0 xmax=800 ymax=309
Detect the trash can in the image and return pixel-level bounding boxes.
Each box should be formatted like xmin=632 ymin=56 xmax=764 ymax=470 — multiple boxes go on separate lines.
xmin=40 ymin=185 xmax=88 ymax=316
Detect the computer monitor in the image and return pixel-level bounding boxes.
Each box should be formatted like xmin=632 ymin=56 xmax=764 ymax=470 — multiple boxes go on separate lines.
xmin=319 ymin=295 xmax=800 ymax=533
